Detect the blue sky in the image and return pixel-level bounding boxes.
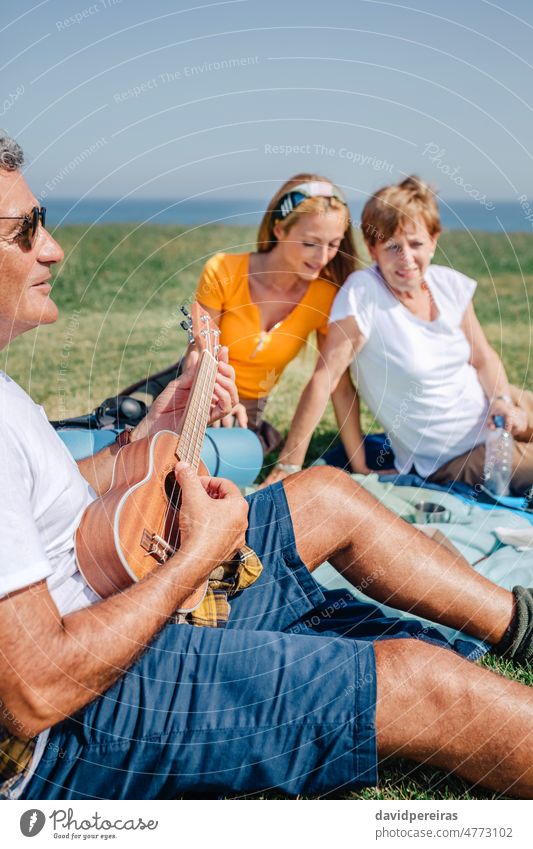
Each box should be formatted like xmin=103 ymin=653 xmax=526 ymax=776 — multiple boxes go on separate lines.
xmin=3 ymin=0 xmax=533 ymax=207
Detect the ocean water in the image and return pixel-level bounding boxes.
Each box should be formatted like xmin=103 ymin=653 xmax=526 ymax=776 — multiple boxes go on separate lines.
xmin=46 ymin=197 xmax=533 ymax=234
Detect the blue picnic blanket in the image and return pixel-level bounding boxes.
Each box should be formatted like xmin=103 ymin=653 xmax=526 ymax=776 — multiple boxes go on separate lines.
xmin=324 ymin=434 xmax=533 ymax=518
xmin=314 ymin=435 xmax=533 ymax=658
xmin=314 ymin=475 xmax=533 ymax=660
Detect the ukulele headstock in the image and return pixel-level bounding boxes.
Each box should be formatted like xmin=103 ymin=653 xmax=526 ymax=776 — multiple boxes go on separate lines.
xmin=180 ymin=302 xmax=220 ymax=360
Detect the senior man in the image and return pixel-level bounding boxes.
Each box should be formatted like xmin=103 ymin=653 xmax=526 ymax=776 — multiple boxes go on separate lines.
xmin=0 ymin=133 xmax=532 ymax=801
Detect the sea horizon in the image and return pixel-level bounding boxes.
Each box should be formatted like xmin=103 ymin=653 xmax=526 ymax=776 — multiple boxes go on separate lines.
xmin=45 ymin=196 xmax=533 ymax=234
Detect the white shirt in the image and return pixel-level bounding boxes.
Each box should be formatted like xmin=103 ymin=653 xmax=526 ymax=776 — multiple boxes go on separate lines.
xmin=330 ymin=264 xmax=489 ymax=477
xmin=0 ymin=372 xmax=99 ymax=799
xmin=0 ymin=372 xmax=98 ymax=611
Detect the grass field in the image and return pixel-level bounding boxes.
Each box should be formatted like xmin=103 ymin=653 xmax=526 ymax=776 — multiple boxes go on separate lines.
xmin=5 ymin=223 xmax=532 ymax=423
xmin=4 ymin=222 xmax=532 ymax=799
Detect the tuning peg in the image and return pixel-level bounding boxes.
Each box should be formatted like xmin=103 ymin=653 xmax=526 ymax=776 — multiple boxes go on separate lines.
xmin=180 ymin=305 xmax=189 ymax=316
xmin=180 ymin=319 xmax=192 ymax=332
xmin=188 ymin=333 xmax=195 ymax=344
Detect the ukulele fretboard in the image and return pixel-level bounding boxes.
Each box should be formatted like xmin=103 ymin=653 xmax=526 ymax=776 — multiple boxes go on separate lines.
xmin=177 ymin=351 xmax=218 ymax=470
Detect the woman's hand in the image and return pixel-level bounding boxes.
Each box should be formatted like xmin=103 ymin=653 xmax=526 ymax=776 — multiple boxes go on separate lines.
xmin=259 ymin=465 xmax=293 ymax=488
xmin=348 ymin=447 xmax=372 ymax=476
xmin=488 ymin=398 xmax=528 ymax=437
xmin=210 ymin=402 xmax=248 ymax=429
xmin=132 ymin=347 xmax=241 ymax=441
xmin=350 ymin=459 xmax=372 ymax=476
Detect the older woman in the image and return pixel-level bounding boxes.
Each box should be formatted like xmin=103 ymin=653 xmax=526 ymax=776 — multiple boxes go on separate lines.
xmin=266 ymin=176 xmax=533 ymax=494
xmin=192 ymin=173 xmax=358 ymax=456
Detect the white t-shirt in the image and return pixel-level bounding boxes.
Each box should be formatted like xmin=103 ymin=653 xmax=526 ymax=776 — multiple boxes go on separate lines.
xmin=0 ymin=372 xmax=98 ymax=611
xmin=330 ymin=264 xmax=489 ymax=477
xmin=0 ymin=372 xmax=99 ymax=798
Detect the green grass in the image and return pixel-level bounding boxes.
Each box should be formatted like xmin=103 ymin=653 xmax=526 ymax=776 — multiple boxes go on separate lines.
xmin=6 ymin=224 xmax=532 ymax=417
xmin=4 ymin=223 xmax=532 ymax=800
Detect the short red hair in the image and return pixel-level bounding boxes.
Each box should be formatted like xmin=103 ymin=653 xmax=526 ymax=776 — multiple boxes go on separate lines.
xmin=362 ymin=175 xmax=441 ymax=247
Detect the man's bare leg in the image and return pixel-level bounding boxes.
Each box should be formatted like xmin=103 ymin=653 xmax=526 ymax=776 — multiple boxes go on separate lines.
xmin=283 ymin=467 xmax=532 ymax=796
xmin=375 ymin=639 xmax=533 ymax=797
xmin=283 ymin=467 xmax=514 ymax=645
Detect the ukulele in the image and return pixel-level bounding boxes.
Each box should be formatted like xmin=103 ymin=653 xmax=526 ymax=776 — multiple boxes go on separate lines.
xmin=75 ymin=303 xmax=220 ymax=610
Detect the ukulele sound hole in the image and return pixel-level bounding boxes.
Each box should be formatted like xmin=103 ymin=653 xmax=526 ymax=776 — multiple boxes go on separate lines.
xmin=164 ymin=472 xmax=182 ymax=508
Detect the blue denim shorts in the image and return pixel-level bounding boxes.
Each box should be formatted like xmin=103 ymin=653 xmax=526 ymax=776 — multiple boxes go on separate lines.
xmin=24 ymin=483 xmax=380 ymax=800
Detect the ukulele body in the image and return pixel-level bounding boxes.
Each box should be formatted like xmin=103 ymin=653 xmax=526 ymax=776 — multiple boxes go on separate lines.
xmin=75 ymin=430 xmax=208 ymax=609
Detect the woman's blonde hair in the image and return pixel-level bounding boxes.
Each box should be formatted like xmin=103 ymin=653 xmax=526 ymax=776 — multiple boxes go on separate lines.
xmin=257 ymin=173 xmax=358 ymax=287
xmin=361 ymin=175 xmax=442 ymax=247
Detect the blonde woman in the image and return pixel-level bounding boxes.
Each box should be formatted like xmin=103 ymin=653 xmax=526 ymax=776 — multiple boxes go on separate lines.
xmin=193 ymin=173 xmax=358 ymax=455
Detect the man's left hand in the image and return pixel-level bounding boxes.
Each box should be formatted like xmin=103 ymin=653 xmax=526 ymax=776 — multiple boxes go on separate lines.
xmin=131 ymin=346 xmax=240 ymax=442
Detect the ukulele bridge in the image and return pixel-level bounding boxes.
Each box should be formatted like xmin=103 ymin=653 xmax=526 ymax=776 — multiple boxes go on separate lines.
xmin=140 ymin=530 xmax=176 ymax=564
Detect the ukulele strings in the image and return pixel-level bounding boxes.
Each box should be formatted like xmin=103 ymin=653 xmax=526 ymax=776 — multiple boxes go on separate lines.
xmin=162 ymin=353 xmax=212 ymax=542
xmin=180 ymin=347 xmax=216 ymax=469
xmin=166 ymin=351 xmax=216 ymax=542
xmin=160 ymin=357 xmax=207 ymax=546
xmin=160 ymin=342 xmax=217 ymax=549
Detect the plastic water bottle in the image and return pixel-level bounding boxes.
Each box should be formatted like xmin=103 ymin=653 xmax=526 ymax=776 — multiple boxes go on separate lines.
xmin=483 ymin=415 xmax=513 ymax=497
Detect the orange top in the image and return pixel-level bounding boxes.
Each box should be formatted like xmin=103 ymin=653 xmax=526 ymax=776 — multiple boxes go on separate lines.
xmin=196 ymin=252 xmax=338 ymax=399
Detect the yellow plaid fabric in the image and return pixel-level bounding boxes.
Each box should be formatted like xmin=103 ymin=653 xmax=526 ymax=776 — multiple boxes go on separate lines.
xmin=0 ymin=727 xmax=35 ymax=792
xmin=0 ymin=545 xmax=263 ymax=794
xmin=186 ymin=545 xmax=263 ymax=628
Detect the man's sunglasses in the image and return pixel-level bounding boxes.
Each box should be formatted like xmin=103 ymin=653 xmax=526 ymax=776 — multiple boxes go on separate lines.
xmin=0 ymin=206 xmax=46 ymax=249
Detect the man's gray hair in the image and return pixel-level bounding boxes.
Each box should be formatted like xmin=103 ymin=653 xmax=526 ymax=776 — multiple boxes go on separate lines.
xmin=0 ymin=131 xmax=24 ymax=171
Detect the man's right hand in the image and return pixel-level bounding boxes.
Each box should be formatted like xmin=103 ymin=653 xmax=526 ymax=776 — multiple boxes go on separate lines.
xmin=173 ymin=462 xmax=249 ymax=570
